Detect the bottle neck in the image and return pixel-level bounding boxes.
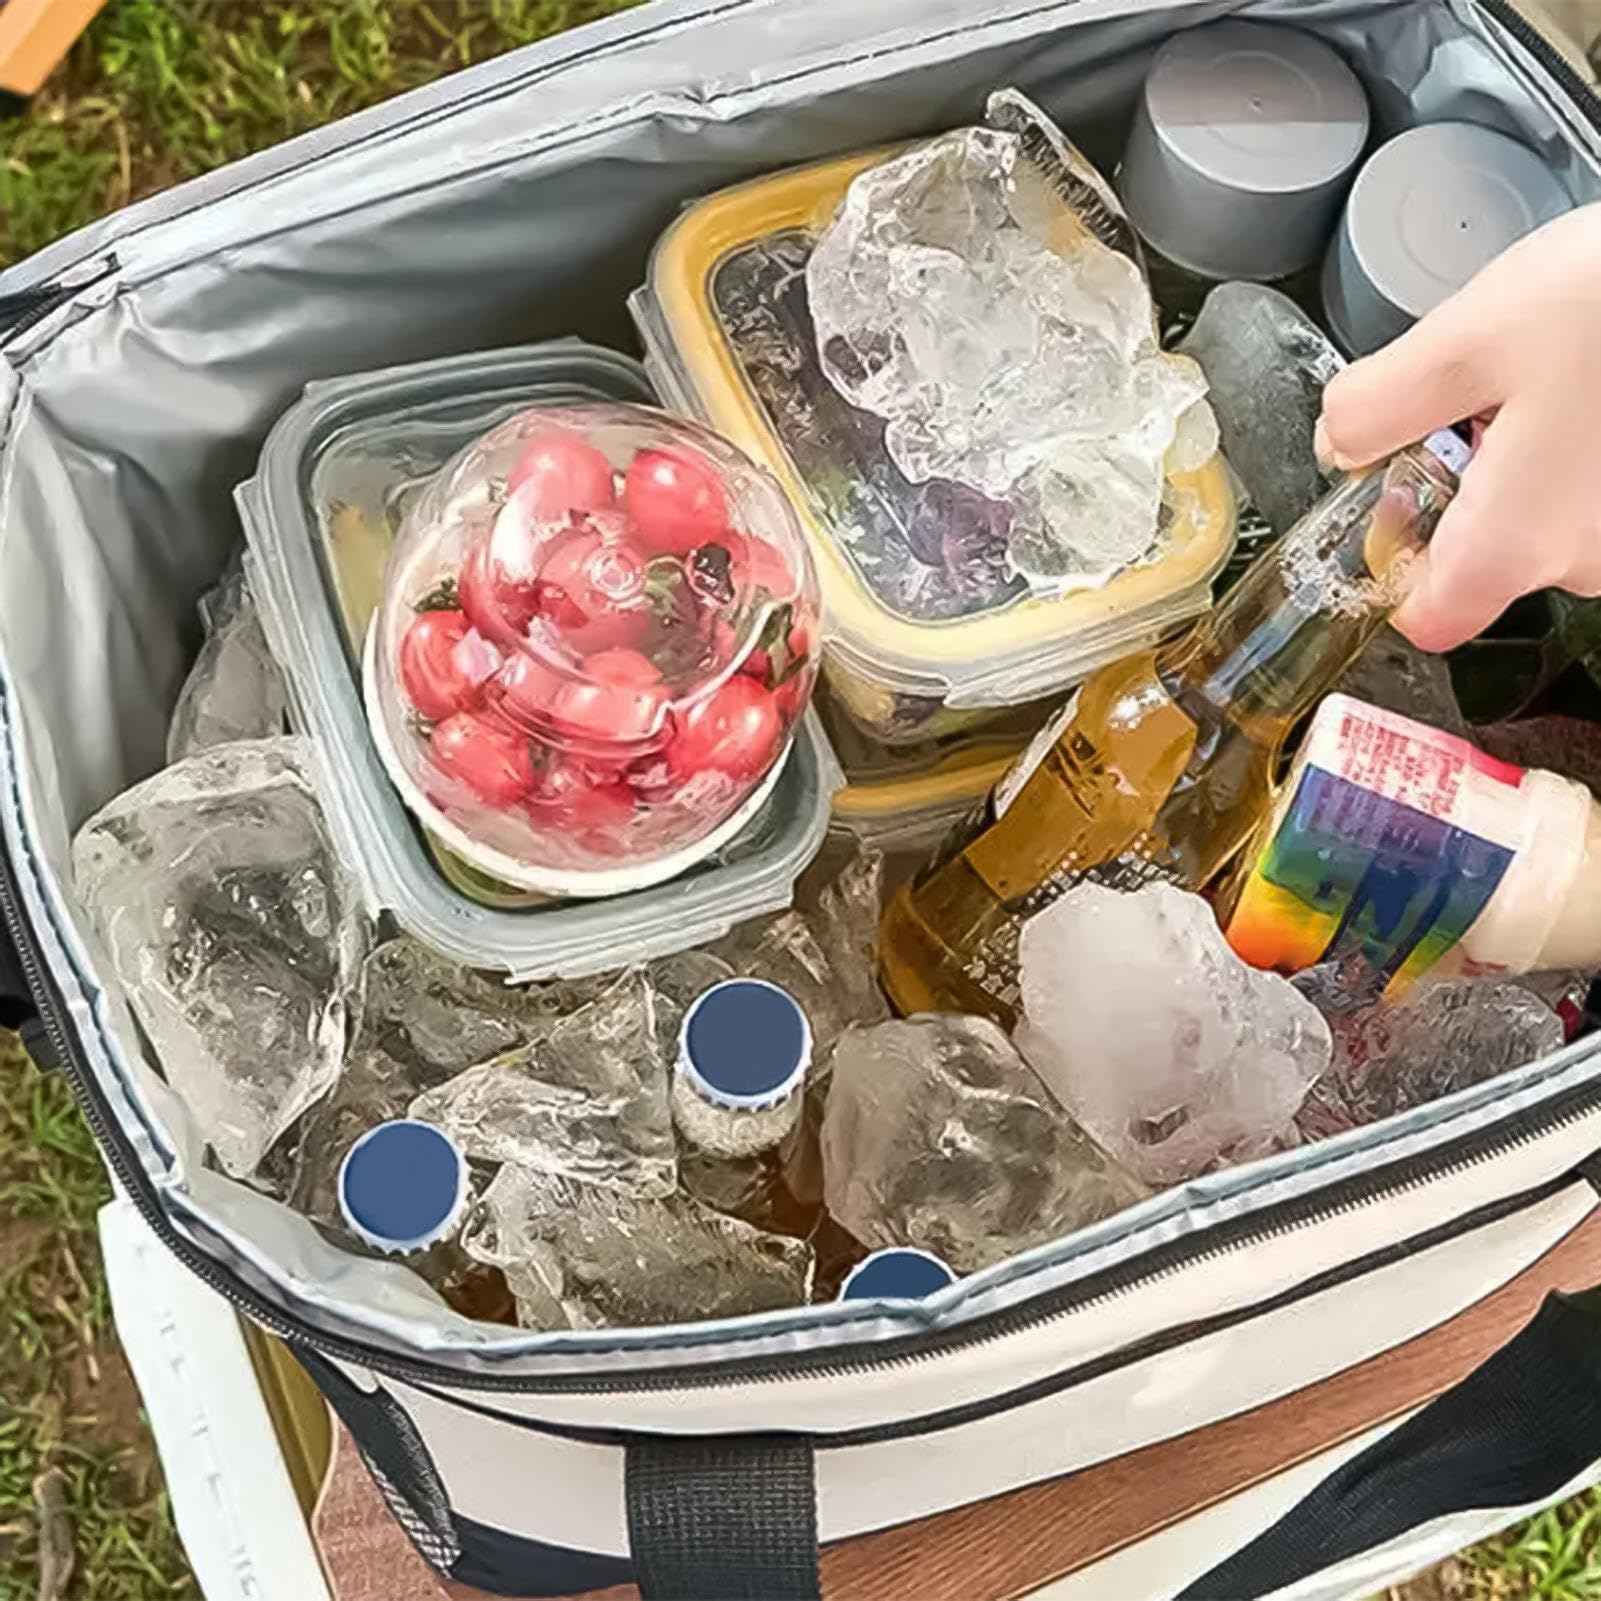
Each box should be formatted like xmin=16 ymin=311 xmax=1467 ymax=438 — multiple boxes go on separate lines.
xmin=1161 ymin=446 xmax=1458 ymax=732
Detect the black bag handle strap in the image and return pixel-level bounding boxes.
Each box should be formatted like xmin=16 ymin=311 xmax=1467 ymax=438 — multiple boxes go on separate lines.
xmin=1180 ymin=1283 xmax=1601 ymax=1600
xmin=0 ymin=915 xmax=53 ymax=1069
xmin=626 ymin=1433 xmax=820 ymax=1601
xmin=0 ymin=920 xmax=35 ymax=1030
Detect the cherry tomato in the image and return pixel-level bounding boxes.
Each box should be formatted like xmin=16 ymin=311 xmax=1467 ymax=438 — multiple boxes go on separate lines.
xmin=776 ymin=665 xmax=812 ymax=724
xmin=498 ymin=649 xmax=667 ymax=751
xmin=496 ymin=653 xmax=565 ymax=730
xmin=429 ymin=713 xmax=536 ymax=807
xmin=552 ymin=653 xmax=668 ymax=747
xmin=585 ymin=647 xmax=662 ymax=687
xmin=526 ymin=752 xmax=637 ymax=843
xmin=399 ymin=609 xmax=500 ymax=722
xmin=506 ymin=430 xmax=616 ymax=523
xmin=787 ymin=615 xmax=814 ymax=663
xmin=533 ymin=523 xmax=652 ymax=651
xmin=670 ymin=676 xmax=782 ymax=782
xmin=623 ymin=446 xmax=729 ymax=555
xmin=459 ymin=541 xmax=538 ymax=642
xmin=744 ymin=535 xmax=797 ymax=600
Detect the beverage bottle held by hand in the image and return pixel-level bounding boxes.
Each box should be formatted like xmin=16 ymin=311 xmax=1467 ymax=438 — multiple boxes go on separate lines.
xmin=337 ymin=1120 xmax=514 ymax=1323
xmin=879 ymin=428 xmax=1471 ymax=1027
xmin=673 ymin=979 xmax=821 ymax=1238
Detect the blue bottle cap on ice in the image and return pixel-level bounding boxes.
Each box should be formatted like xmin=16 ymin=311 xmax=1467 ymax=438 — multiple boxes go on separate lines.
xmin=839 ymin=1249 xmax=958 ymax=1302
xmin=678 ymin=979 xmax=812 ymax=1112
xmin=337 ymin=1120 xmax=470 ymax=1255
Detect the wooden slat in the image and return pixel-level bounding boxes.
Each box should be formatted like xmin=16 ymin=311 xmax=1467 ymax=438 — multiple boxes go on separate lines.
xmin=0 ymin=0 xmax=108 ymax=97
xmin=313 ymin=1208 xmax=1601 ymax=1601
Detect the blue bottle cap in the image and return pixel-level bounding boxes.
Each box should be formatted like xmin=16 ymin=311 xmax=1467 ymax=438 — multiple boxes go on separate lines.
xmin=839 ymin=1248 xmax=958 ymax=1302
xmin=337 ymin=1120 xmax=470 ymax=1255
xmin=677 ymin=979 xmax=812 ymax=1112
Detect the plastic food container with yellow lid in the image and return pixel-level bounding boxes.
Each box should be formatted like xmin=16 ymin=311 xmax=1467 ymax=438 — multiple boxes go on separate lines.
xmin=817 ymin=684 xmax=1044 ymax=857
xmin=631 ymin=144 xmax=1238 ymax=746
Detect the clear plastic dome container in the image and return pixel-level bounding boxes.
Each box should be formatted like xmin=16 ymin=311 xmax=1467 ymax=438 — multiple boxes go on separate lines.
xmin=366 ymin=404 xmax=819 ymax=897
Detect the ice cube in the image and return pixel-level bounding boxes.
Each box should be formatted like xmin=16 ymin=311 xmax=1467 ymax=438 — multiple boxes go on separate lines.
xmin=822 ymin=1014 xmax=1143 ymax=1273
xmin=1293 ymin=971 xmax=1564 ymax=1138
xmin=462 ymin=1166 xmax=814 ymax=1330
xmin=1338 ymin=627 xmax=1469 ymax=737
xmin=644 ymin=949 xmax=737 ymax=1060
xmin=72 ymin=739 xmax=367 ymax=1178
xmin=806 ymin=117 xmax=1200 ymax=595
xmin=720 ymin=864 xmax=896 ymax=1050
xmin=410 ymin=970 xmax=677 ymax=1196
xmin=291 ymin=939 xmax=554 ymax=1224
xmin=713 ymin=847 xmax=889 ymax=1052
xmin=1178 ymin=283 xmax=1344 ymax=536
xmin=1016 ymin=882 xmax=1331 ymax=1186
xmin=167 ymin=569 xmax=290 ymax=762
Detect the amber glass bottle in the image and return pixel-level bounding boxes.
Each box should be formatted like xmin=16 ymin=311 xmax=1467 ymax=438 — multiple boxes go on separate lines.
xmin=879 ymin=432 xmax=1468 ymax=1027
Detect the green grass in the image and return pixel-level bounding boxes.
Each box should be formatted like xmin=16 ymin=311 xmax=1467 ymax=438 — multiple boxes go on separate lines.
xmin=1464 ymin=1503 xmax=1601 ymax=1601
xmin=1 ymin=0 xmax=642 ymax=266
xmin=0 ymin=1032 xmax=194 ymax=1601
xmin=5 ymin=2 xmax=1601 ymax=1597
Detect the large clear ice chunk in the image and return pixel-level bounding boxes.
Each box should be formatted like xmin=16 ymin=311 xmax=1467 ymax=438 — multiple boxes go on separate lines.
xmin=462 ymin=1165 xmax=814 ymax=1330
xmin=410 ymin=971 xmax=677 ymax=1196
xmin=713 ymin=847 xmax=889 ymax=1053
xmin=167 ymin=568 xmax=290 ymax=762
xmin=72 ymin=739 xmax=366 ymax=1178
xmin=806 ymin=105 xmax=1211 ymax=594
xmin=1016 ymin=883 xmax=1331 ymax=1186
xmin=1293 ymin=971 xmax=1563 ymax=1138
xmin=1178 ymin=283 xmax=1344 ymax=538
xmin=822 ymin=1014 xmax=1143 ymax=1273
xmin=291 ymin=938 xmax=554 ymax=1224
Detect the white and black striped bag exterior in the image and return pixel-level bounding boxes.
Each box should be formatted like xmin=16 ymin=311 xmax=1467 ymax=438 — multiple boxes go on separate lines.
xmin=4 ymin=0 xmax=1601 ymax=1595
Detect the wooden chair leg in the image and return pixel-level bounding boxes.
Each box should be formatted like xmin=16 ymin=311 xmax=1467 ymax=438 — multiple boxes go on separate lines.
xmin=0 ymin=0 xmax=109 ymax=100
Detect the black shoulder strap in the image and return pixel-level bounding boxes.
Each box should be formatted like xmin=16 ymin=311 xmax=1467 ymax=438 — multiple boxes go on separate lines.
xmin=1181 ymin=1286 xmax=1601 ymax=1599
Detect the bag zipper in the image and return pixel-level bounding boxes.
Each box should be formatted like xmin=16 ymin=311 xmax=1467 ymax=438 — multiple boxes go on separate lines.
xmin=7 ymin=818 xmax=1601 ymax=1396
xmin=2 ymin=0 xmax=1599 ymax=1400
xmin=0 ymin=257 xmax=118 ymax=346
xmin=1479 ymin=0 xmax=1601 ymax=130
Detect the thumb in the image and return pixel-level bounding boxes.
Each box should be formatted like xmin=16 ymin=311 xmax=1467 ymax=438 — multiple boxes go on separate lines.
xmin=1316 ymin=291 xmax=1504 ymax=471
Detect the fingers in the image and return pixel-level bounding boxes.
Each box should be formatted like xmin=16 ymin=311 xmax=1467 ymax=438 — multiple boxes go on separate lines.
xmin=1390 ymin=409 xmax=1537 ymax=652
xmin=1317 ymin=293 xmax=1505 ymax=471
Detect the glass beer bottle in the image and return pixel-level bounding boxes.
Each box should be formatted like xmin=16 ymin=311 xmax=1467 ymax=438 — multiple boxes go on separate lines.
xmin=879 ymin=429 xmax=1470 ymax=1028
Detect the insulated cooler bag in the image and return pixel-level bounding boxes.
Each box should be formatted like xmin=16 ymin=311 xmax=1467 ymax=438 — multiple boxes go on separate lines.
xmin=5 ymin=3 xmax=1601 ymax=1597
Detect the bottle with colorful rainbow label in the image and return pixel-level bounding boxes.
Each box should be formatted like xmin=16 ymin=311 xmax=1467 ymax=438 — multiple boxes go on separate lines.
xmin=1224 ymin=694 xmax=1601 ymax=996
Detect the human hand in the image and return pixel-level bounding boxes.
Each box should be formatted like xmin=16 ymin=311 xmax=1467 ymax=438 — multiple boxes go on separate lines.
xmin=1313 ymin=203 xmax=1601 ymax=651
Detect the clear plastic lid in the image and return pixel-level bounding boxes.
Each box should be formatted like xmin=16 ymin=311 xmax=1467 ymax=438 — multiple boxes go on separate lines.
xmin=366 ymin=403 xmax=821 ymax=897
xmin=338 ymin=1120 xmax=470 ymax=1254
xmin=839 ymin=1248 xmax=958 ymax=1300
xmin=632 ymin=147 xmax=1237 ymax=718
xmin=237 ymin=343 xmax=842 ymax=980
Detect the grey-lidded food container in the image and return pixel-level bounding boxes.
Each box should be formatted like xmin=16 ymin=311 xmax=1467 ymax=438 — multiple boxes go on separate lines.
xmin=235 ymin=341 xmax=841 ymax=980
xmin=1119 ymin=20 xmax=1370 ymax=283
xmin=6 ymin=5 xmax=1601 ymax=1601
xmin=1323 ymin=120 xmax=1575 ymax=354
